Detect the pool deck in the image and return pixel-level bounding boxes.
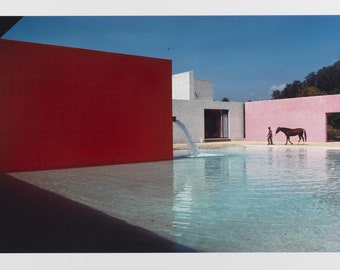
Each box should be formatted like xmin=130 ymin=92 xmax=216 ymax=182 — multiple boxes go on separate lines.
xmin=0 ymin=172 xmax=184 ymax=253
xmin=174 ymin=140 xmax=340 ymax=150
xmin=1 ymin=140 xmax=340 ymax=253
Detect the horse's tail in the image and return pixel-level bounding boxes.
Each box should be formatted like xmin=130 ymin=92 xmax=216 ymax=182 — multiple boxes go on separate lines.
xmin=303 ymin=129 xmax=307 ymax=142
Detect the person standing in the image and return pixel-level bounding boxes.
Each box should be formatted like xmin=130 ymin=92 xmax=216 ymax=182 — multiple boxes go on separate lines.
xmin=267 ymin=127 xmax=273 ymax=145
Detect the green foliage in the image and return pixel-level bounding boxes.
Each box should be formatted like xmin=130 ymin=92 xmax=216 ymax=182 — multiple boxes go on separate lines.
xmin=296 ymin=86 xmax=327 ymax=97
xmin=327 ymin=112 xmax=340 ymax=142
xmin=221 ymin=97 xmax=230 ymax=102
xmin=271 ymin=60 xmax=340 ymax=99
xmin=327 ymin=124 xmax=340 ymax=141
xmin=327 ymin=113 xmax=340 ymax=129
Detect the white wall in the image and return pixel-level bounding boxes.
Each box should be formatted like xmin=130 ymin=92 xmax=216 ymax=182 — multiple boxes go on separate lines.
xmin=172 ymin=71 xmax=214 ymax=101
xmin=172 ymin=71 xmax=193 ymax=100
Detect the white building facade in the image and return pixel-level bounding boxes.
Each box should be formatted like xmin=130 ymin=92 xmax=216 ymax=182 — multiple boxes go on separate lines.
xmin=172 ymin=71 xmax=245 ymax=143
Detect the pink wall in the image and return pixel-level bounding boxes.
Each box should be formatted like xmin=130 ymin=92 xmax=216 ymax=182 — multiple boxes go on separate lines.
xmin=245 ymin=94 xmax=340 ymax=143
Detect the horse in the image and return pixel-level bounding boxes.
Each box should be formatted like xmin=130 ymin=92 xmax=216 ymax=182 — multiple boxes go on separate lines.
xmin=275 ymin=127 xmax=307 ymax=145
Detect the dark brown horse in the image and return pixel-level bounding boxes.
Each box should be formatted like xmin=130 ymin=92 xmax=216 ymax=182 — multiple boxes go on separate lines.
xmin=275 ymin=127 xmax=307 ymax=145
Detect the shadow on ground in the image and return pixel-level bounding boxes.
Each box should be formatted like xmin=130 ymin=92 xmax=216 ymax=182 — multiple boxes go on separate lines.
xmin=0 ymin=173 xmax=194 ymax=253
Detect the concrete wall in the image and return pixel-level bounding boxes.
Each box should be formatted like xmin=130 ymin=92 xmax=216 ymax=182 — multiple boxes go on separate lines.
xmin=172 ymin=71 xmax=213 ymax=101
xmin=0 ymin=39 xmax=173 ymax=172
xmin=173 ymin=100 xmax=244 ymax=143
xmin=172 ymin=71 xmax=193 ymax=100
xmin=194 ymin=79 xmax=213 ymax=101
xmin=245 ymin=94 xmax=340 ymax=143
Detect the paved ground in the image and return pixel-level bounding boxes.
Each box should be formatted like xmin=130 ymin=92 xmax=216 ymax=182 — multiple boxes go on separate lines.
xmin=2 ymin=140 xmax=339 ymax=253
xmin=0 ymin=172 xmax=192 ymax=252
xmin=174 ymin=140 xmax=340 ymax=150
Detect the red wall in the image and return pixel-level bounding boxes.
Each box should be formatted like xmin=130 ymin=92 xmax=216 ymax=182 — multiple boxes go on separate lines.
xmin=0 ymin=39 xmax=173 ymax=172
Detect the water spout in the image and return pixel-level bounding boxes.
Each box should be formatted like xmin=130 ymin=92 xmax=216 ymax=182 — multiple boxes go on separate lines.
xmin=174 ymin=119 xmax=199 ymax=156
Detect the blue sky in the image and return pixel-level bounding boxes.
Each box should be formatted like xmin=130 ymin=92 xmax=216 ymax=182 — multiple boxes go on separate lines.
xmin=3 ymin=15 xmax=340 ymax=102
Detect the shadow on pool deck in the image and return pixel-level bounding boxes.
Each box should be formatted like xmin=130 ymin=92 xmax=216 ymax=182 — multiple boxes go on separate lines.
xmin=0 ymin=173 xmax=194 ymax=253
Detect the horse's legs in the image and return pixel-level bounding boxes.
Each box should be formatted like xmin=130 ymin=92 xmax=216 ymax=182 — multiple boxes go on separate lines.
xmin=288 ymin=136 xmax=293 ymax=145
xmin=299 ymin=131 xmax=305 ymax=143
xmin=285 ymin=136 xmax=292 ymax=145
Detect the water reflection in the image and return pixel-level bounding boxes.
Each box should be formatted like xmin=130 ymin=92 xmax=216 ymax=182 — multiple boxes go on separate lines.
xmin=171 ymin=146 xmax=340 ymax=252
xmin=327 ymin=150 xmax=340 ymax=180
xmin=314 ymin=150 xmax=340 ymax=209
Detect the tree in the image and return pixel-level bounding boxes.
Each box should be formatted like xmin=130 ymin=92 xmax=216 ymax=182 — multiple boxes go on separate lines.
xmin=271 ymin=60 xmax=340 ymax=99
xmin=296 ymin=86 xmax=327 ymax=97
xmin=271 ymin=90 xmax=282 ymax=99
xmin=279 ymin=80 xmax=303 ymax=99
xmin=221 ymin=97 xmax=229 ymax=102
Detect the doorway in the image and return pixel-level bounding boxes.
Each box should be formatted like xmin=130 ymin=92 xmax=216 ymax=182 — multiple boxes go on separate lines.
xmin=327 ymin=112 xmax=340 ymax=141
xmin=204 ymin=109 xmax=229 ymax=141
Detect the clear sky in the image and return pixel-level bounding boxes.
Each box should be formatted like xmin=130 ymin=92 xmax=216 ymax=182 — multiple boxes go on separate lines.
xmin=3 ymin=15 xmax=340 ymax=102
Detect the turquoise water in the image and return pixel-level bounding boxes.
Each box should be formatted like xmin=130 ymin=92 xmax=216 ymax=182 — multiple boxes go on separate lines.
xmin=10 ymin=145 xmax=340 ymax=252
xmin=171 ymin=146 xmax=340 ymax=252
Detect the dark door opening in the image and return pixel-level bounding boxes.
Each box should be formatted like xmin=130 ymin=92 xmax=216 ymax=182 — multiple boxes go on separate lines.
xmin=204 ymin=109 xmax=229 ymax=141
xmin=327 ymin=112 xmax=340 ymax=141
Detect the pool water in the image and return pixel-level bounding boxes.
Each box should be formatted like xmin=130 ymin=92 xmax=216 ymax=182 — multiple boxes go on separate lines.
xmin=171 ymin=146 xmax=340 ymax=252
xmin=10 ymin=145 xmax=340 ymax=252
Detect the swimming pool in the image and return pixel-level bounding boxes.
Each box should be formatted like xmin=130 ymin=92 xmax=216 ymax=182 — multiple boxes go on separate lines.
xmin=172 ymin=146 xmax=340 ymax=252
xmin=10 ymin=145 xmax=340 ymax=252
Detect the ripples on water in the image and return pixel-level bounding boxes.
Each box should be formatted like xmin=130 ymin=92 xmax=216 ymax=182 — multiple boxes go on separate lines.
xmin=171 ymin=146 xmax=340 ymax=252
xmin=10 ymin=145 xmax=340 ymax=252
